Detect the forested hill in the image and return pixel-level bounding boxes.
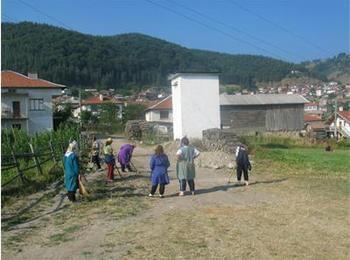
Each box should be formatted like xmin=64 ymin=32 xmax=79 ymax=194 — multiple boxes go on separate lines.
xmin=303 ymin=53 xmax=350 ymax=84
xmin=2 ymin=22 xmax=303 ymax=90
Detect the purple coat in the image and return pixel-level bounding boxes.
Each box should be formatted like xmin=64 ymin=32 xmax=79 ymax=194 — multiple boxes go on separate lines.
xmin=118 ymin=144 xmax=134 ymax=165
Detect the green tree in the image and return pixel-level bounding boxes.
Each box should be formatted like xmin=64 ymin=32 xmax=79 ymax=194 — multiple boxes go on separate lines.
xmin=123 ymin=104 xmax=146 ymax=122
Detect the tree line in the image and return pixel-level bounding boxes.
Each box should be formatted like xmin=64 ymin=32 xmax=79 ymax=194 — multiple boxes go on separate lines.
xmin=2 ymin=22 xmax=308 ymax=90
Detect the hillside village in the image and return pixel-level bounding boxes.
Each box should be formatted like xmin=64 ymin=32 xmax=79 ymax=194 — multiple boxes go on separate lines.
xmin=1 ymin=2 xmax=350 ymax=259
xmin=2 ymin=69 xmax=349 ymax=140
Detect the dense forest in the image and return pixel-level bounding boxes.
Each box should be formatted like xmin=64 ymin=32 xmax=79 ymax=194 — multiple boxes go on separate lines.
xmin=2 ymin=22 xmax=310 ymax=90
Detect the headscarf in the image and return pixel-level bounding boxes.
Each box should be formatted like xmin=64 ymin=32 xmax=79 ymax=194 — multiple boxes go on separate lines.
xmin=65 ymin=141 xmax=77 ymax=157
xmin=106 ymin=138 xmax=113 ymax=145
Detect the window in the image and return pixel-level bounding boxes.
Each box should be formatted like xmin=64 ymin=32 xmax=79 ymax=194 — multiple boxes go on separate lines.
xmin=12 ymin=124 xmax=21 ymax=130
xmin=30 ymin=99 xmax=44 ymax=111
xmin=9 ymin=89 xmax=16 ymax=93
xmin=160 ymin=110 xmax=169 ymax=119
xmin=12 ymin=101 xmax=20 ymax=117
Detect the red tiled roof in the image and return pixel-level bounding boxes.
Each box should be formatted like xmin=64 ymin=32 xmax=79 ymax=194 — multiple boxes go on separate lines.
xmin=1 ymin=70 xmax=64 ymax=88
xmin=304 ymin=114 xmax=322 ymax=122
xmin=146 ymin=96 xmax=172 ymax=110
xmin=338 ymin=111 xmax=350 ymax=122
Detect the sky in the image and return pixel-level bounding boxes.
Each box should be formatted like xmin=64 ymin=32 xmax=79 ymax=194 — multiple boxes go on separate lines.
xmin=2 ymin=0 xmax=349 ymax=63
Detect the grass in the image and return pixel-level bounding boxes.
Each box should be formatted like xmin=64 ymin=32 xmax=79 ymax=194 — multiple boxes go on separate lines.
xmin=255 ymin=147 xmax=350 ymax=177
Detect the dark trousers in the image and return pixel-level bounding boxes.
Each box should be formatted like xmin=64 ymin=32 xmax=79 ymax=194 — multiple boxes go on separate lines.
xmin=67 ymin=191 xmax=76 ymax=202
xmin=107 ymin=163 xmax=114 ymax=181
xmin=151 ymin=184 xmax=165 ymax=195
xmin=236 ymin=165 xmax=249 ymax=181
xmin=121 ymin=163 xmax=132 ymax=172
xmin=179 ymin=179 xmax=195 ymax=192
xmin=92 ymin=155 xmax=101 ymax=169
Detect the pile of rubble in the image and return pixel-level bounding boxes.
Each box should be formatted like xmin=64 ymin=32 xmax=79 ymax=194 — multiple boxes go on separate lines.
xmin=202 ymin=128 xmax=241 ymax=153
xmin=163 ymin=139 xmax=235 ymax=170
xmin=125 ymin=120 xmax=142 ymax=140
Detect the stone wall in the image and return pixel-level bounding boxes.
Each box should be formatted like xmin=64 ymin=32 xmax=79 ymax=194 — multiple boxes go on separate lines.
xmin=202 ymin=128 xmax=241 ymax=153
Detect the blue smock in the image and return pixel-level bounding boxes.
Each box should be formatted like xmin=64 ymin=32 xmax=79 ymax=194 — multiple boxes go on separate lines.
xmin=150 ymin=154 xmax=170 ymax=185
xmin=63 ymin=152 xmax=79 ymax=192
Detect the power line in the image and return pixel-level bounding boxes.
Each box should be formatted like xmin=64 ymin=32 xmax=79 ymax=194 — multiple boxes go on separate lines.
xmin=144 ymin=0 xmax=286 ymax=60
xmin=228 ymin=0 xmax=333 ymax=56
xmin=2 ymin=14 xmax=19 ymax=23
xmin=16 ymin=0 xmax=74 ymax=30
xmin=166 ymin=0 xmax=303 ymax=61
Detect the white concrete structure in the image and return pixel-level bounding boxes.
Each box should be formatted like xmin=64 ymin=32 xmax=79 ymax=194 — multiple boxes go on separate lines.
xmin=1 ymin=71 xmax=64 ymax=134
xmin=170 ymin=73 xmax=220 ymax=139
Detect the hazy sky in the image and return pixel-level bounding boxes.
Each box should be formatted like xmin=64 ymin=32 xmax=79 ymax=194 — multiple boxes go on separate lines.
xmin=2 ymin=0 xmax=349 ymax=63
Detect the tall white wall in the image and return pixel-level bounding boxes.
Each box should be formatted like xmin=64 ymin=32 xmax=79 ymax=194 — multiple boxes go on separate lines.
xmin=171 ymin=74 xmax=220 ymax=139
xmin=172 ymin=77 xmax=182 ymax=139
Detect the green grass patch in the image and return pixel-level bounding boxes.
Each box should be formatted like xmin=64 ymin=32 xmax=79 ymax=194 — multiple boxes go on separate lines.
xmin=255 ymin=148 xmax=350 ymax=176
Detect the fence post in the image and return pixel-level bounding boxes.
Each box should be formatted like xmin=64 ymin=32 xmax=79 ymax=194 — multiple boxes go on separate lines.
xmin=29 ymin=143 xmax=43 ymax=175
xmin=11 ymin=149 xmax=26 ymax=183
xmin=49 ymin=141 xmax=57 ymax=164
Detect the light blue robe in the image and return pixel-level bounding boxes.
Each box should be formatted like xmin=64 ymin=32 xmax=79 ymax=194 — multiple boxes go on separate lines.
xmin=63 ymin=152 xmax=79 ymax=192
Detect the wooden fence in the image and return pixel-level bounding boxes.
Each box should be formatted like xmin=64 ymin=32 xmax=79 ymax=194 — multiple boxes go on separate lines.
xmin=1 ymin=135 xmax=91 ymax=188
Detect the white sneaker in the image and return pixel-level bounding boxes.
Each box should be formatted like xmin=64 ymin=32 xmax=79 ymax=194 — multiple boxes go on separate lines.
xmin=179 ymin=191 xmax=184 ymax=196
xmin=244 ymin=181 xmax=249 ymax=186
xmin=191 ymin=191 xmax=195 ymax=196
xmin=159 ymin=194 xmax=164 ymax=198
xmin=148 ymin=194 xmax=153 ymax=197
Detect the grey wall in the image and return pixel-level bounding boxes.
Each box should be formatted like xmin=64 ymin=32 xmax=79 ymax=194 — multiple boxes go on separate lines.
xmin=220 ymin=104 xmax=304 ymax=132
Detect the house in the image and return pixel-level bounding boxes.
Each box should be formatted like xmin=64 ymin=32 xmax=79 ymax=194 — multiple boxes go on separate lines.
xmin=220 ymin=94 xmax=308 ymax=132
xmin=170 ymin=72 xmax=220 ymax=139
xmin=304 ymin=102 xmax=321 ymax=114
xmin=1 ymin=70 xmax=64 ymax=134
xmin=329 ymin=111 xmax=350 ymax=138
xmin=81 ymin=94 xmax=123 ymax=119
xmin=304 ymin=114 xmax=327 ymax=139
xmin=145 ymin=95 xmax=172 ymax=122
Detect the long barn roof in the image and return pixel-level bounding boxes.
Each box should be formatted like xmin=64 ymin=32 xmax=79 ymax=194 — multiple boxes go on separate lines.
xmin=220 ymin=94 xmax=308 ymax=106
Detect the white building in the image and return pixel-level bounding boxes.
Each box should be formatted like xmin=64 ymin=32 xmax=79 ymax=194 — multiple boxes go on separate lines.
xmin=170 ymin=73 xmax=220 ymax=139
xmin=330 ymin=111 xmax=350 ymax=138
xmin=145 ymin=95 xmax=172 ymax=122
xmin=1 ymin=70 xmax=64 ymax=134
xmin=304 ymin=102 xmax=318 ymax=110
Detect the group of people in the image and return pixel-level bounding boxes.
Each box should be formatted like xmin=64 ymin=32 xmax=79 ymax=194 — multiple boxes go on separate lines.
xmin=63 ymin=136 xmax=252 ymax=202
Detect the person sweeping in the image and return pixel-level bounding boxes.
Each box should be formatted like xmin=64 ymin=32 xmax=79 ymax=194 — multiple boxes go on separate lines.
xmin=235 ymin=144 xmax=252 ymax=186
xmin=104 ymin=138 xmax=115 ymax=182
xmin=117 ymin=144 xmax=135 ymax=172
xmin=63 ymin=141 xmax=79 ymax=202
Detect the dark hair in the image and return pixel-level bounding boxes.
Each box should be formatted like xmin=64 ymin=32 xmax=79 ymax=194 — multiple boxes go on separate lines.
xmin=181 ymin=137 xmax=189 ymax=146
xmin=154 ymin=145 xmax=164 ymax=155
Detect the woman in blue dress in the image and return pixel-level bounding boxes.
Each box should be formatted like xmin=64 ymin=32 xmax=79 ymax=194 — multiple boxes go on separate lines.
xmin=63 ymin=141 xmax=79 ymax=202
xmin=149 ymin=145 xmax=170 ymax=198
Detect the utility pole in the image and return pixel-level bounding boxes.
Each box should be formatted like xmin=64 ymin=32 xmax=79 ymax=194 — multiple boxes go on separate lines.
xmin=79 ymin=88 xmax=82 ymax=129
xmin=334 ymin=98 xmax=337 ymax=139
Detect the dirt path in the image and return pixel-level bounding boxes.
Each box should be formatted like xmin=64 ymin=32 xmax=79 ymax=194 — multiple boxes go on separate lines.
xmin=2 ymin=137 xmax=349 ymax=259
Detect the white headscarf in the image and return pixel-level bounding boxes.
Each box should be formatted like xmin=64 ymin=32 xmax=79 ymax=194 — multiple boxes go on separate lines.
xmin=65 ymin=141 xmax=77 ymax=157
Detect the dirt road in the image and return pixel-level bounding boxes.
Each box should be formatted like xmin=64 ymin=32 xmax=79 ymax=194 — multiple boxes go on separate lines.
xmin=2 ymin=137 xmax=349 ymax=259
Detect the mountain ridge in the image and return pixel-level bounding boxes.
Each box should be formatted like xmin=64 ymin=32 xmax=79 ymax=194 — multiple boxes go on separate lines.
xmin=2 ymin=22 xmax=346 ymax=91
